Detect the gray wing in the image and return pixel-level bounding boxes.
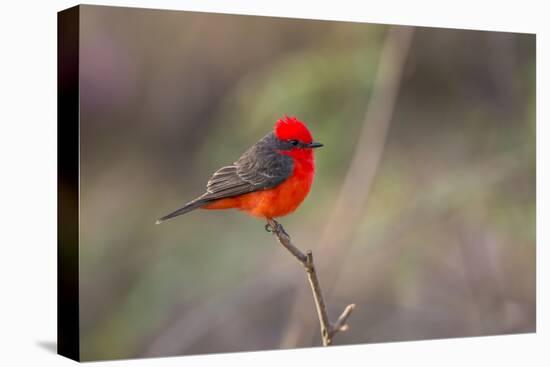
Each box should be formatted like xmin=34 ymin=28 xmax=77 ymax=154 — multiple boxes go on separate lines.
xmin=201 ymin=132 xmax=293 ymax=201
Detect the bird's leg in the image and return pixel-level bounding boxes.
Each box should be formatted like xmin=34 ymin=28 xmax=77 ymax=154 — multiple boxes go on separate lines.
xmin=265 ymin=219 xmax=277 ymax=233
xmin=265 ymin=219 xmax=289 ymax=237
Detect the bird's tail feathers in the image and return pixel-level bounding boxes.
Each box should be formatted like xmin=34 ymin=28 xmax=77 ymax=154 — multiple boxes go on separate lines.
xmin=155 ymin=197 xmax=209 ymax=224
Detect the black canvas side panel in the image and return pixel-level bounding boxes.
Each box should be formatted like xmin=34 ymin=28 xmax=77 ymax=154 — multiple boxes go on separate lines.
xmin=57 ymin=5 xmax=80 ymax=362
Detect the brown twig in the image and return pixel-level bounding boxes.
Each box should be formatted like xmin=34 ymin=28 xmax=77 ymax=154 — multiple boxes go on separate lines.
xmin=281 ymin=25 xmax=415 ymax=347
xmin=266 ymin=218 xmax=355 ymax=346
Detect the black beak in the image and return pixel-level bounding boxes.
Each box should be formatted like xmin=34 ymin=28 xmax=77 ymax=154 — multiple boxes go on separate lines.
xmin=307 ymin=141 xmax=323 ymax=148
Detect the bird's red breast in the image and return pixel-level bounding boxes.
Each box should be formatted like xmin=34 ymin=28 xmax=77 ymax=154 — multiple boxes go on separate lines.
xmin=203 ymin=151 xmax=314 ymax=218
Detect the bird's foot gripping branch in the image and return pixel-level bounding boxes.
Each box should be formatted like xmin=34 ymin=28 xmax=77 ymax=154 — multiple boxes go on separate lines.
xmin=266 ymin=219 xmax=356 ymax=346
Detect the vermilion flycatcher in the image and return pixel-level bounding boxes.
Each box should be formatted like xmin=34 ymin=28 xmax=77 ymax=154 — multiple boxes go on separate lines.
xmin=156 ymin=115 xmax=323 ymax=224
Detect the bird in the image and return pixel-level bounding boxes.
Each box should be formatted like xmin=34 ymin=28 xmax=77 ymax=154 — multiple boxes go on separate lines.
xmin=156 ymin=115 xmax=323 ymax=226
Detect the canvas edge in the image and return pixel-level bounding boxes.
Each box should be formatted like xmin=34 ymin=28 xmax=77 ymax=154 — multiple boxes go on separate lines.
xmin=57 ymin=4 xmax=81 ymax=362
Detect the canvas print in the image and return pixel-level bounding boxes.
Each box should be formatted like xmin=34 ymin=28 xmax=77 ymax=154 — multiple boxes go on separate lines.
xmin=58 ymin=5 xmax=536 ymax=362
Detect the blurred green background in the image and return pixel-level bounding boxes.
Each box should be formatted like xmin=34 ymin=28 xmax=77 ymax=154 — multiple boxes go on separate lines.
xmin=76 ymin=5 xmax=535 ymax=361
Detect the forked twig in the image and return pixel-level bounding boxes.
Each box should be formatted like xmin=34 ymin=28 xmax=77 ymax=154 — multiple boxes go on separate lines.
xmin=266 ymin=219 xmax=355 ymax=346
xmin=281 ymin=25 xmax=415 ymax=347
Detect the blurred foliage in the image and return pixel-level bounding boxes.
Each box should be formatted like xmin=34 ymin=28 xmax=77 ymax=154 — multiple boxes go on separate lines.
xmin=73 ymin=5 xmax=535 ymax=361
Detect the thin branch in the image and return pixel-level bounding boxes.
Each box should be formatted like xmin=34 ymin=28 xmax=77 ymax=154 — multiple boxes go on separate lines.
xmin=267 ymin=219 xmax=355 ymax=346
xmin=280 ymin=25 xmax=415 ymax=347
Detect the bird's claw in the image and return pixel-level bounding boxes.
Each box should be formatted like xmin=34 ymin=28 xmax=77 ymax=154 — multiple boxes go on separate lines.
xmin=265 ymin=220 xmax=280 ymax=233
xmin=265 ymin=220 xmax=289 ymax=237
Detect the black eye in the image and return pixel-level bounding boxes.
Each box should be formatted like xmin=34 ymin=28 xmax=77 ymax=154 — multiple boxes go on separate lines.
xmin=289 ymin=139 xmax=300 ymax=146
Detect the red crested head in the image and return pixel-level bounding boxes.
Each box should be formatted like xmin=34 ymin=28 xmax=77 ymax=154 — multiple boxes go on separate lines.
xmin=274 ymin=115 xmax=313 ymax=144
